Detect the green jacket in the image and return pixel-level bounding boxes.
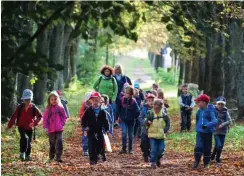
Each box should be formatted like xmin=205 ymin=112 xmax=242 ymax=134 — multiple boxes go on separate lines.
xmin=93 ymin=75 xmax=118 ymax=101
xmin=146 ymin=110 xmax=170 ymax=139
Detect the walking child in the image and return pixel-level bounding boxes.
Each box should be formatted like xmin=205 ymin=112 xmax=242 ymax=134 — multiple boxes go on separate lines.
xmin=179 ymin=84 xmax=195 ymax=132
xmin=81 ymin=92 xmax=109 ymax=165
xmin=43 ymin=91 xmax=68 ymax=162
xmin=118 ymin=86 xmax=140 ymax=154
xmin=157 ymin=88 xmax=170 ymax=114
xmin=146 ymin=99 xmax=170 ymax=168
xmin=7 ymin=89 xmax=43 ymax=161
xmin=101 ymin=94 xmax=114 ymax=134
xmin=139 ymin=93 xmax=155 ymax=162
xmin=211 ymin=96 xmax=232 ymax=163
xmin=79 ymin=92 xmax=92 ymax=156
xmin=133 ymin=88 xmax=143 ymax=138
xmin=193 ymin=94 xmax=218 ymax=169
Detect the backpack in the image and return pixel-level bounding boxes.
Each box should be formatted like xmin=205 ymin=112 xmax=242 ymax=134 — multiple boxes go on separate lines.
xmin=121 ymin=96 xmax=136 ymax=107
xmin=17 ymin=103 xmax=36 ymax=124
xmin=98 ymin=76 xmax=115 ymax=91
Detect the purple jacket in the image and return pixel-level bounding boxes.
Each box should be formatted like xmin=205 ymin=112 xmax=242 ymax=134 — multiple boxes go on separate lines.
xmin=43 ymin=105 xmax=68 ymax=133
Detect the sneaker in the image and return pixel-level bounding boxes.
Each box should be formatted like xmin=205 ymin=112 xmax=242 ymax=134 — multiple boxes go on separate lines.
xmin=192 ymin=161 xmax=199 ymax=169
xmin=119 ymin=150 xmax=126 ymax=154
xmin=129 ymin=150 xmax=134 ymax=154
xmin=19 ymin=153 xmax=25 ymax=161
xmin=55 ymin=158 xmax=63 ymax=163
xmin=151 ymin=163 xmax=157 ymax=169
xmin=204 ymin=164 xmax=210 ymax=168
xmin=83 ymin=152 xmax=89 ymax=156
xmin=216 ymin=158 xmax=222 ymax=163
xmin=25 ymin=156 xmax=32 ymax=161
xmin=90 ymin=161 xmax=97 ymax=165
xmin=211 ymin=154 xmax=215 ymax=161
xmin=102 ymin=156 xmax=106 ymax=162
xmin=156 ymin=160 xmax=161 ymax=167
xmin=144 ymin=157 xmax=149 ymax=163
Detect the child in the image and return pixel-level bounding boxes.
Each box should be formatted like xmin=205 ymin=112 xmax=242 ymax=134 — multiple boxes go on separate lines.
xmin=43 ymin=91 xmax=68 ymax=162
xmin=79 ymin=92 xmax=92 ymax=156
xmin=157 ymin=88 xmax=170 ymax=114
xmin=133 ymin=88 xmax=143 ymax=138
xmin=101 ymin=94 xmax=114 ymax=134
xmin=152 ymin=90 xmax=158 ymax=98
xmin=193 ymin=94 xmax=218 ymax=169
xmin=134 ymin=82 xmax=145 ymax=103
xmin=211 ymin=96 xmax=232 ymax=163
xmin=57 ymin=90 xmax=70 ymax=118
xmin=146 ymin=99 xmax=170 ymax=169
xmin=179 ymin=84 xmax=195 ymax=132
xmin=7 ymin=89 xmax=43 ymax=161
xmin=152 ymin=83 xmax=159 ymax=91
xmin=81 ymin=92 xmax=109 ymax=165
xmin=139 ymin=93 xmax=155 ymax=162
xmin=118 ymin=86 xmax=140 ymax=154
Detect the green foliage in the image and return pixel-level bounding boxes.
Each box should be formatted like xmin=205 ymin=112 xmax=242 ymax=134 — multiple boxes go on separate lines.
xmin=156 ymin=68 xmax=178 ymax=85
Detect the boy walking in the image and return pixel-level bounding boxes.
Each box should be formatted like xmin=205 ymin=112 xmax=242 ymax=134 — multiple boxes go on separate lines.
xmin=179 ymin=84 xmax=195 ymax=132
xmin=211 ymin=96 xmax=232 ymax=163
xmin=193 ymin=94 xmax=218 ymax=169
xmin=81 ymin=92 xmax=109 ymax=165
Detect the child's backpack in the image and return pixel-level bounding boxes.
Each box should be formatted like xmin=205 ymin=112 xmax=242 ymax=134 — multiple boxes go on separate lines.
xmin=121 ymin=96 xmax=136 ymax=107
xmin=60 ymin=98 xmax=70 ymax=118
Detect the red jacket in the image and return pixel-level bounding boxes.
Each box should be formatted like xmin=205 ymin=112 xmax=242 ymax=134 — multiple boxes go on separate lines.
xmin=79 ymin=101 xmax=91 ymax=119
xmin=8 ymin=104 xmax=42 ymax=130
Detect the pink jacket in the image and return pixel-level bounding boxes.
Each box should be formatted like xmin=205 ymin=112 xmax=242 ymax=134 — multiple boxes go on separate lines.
xmin=43 ymin=105 xmax=68 ymax=133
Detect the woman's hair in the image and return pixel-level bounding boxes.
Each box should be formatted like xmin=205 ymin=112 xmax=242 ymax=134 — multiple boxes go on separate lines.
xmin=100 ymin=65 xmax=114 ymax=76
xmin=125 ymin=86 xmax=134 ymax=96
xmin=47 ymin=91 xmax=61 ymax=107
xmin=153 ymin=99 xmax=163 ymax=108
xmin=157 ymin=88 xmax=164 ymax=99
xmin=152 ymin=90 xmax=158 ymax=97
xmin=101 ymin=94 xmax=109 ymax=104
xmin=114 ymin=64 xmax=123 ymax=75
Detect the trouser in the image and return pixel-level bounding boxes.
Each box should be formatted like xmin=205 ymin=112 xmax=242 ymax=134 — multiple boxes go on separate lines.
xmin=149 ymin=138 xmax=165 ymax=164
xmin=81 ymin=133 xmax=88 ymax=153
xmin=120 ymin=121 xmax=135 ymax=151
xmin=18 ymin=127 xmax=33 ymax=156
xmin=194 ymin=132 xmax=212 ymax=165
xmin=88 ymin=133 xmax=105 ymax=163
xmin=49 ymin=132 xmax=63 ymax=160
xmin=181 ymin=110 xmax=192 ymax=131
xmin=140 ymin=133 xmax=150 ymax=158
xmin=133 ymin=119 xmax=141 ymax=137
xmin=212 ymin=134 xmax=226 ymax=160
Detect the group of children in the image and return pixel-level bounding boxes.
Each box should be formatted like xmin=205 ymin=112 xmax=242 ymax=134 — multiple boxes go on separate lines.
xmin=7 ymin=83 xmax=232 ymax=170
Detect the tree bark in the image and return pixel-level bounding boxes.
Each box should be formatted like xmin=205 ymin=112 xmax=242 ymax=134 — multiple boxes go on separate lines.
xmin=178 ymin=59 xmax=185 ymax=96
xmin=184 ymin=59 xmax=192 ymax=83
xmin=191 ymin=54 xmax=199 ymax=85
xmin=198 ymin=57 xmax=205 ymax=91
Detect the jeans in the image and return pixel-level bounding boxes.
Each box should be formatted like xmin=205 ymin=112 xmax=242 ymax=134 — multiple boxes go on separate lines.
xmin=81 ymin=135 xmax=88 ymax=153
xmin=149 ymin=138 xmax=165 ymax=164
xmin=214 ymin=135 xmax=226 ymax=151
xmin=49 ymin=132 xmax=63 ymax=160
xmin=112 ymin=102 xmax=117 ymax=122
xmin=140 ymin=133 xmax=150 ymax=158
xmin=120 ymin=121 xmax=135 ymax=151
xmin=18 ymin=127 xmax=33 ymax=156
xmin=194 ymin=132 xmax=212 ymax=165
xmin=88 ymin=133 xmax=105 ymax=163
xmin=181 ymin=110 xmax=192 ymax=131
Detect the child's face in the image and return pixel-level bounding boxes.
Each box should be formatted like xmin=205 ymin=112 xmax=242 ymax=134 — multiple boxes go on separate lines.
xmin=91 ymin=97 xmax=100 ymax=107
xmin=24 ymin=99 xmax=31 ymax=106
xmin=153 ymin=85 xmax=158 ymax=90
xmin=50 ymin=96 xmax=58 ymax=106
xmin=182 ymin=87 xmax=188 ymax=94
xmin=115 ymin=68 xmax=121 ymax=75
xmin=198 ymin=101 xmax=207 ymax=109
xmin=134 ymin=90 xmax=139 ymax=97
xmin=217 ymin=103 xmax=224 ymax=109
xmin=146 ymin=98 xmax=154 ymax=107
xmin=153 ymin=104 xmax=161 ymax=112
xmin=125 ymin=91 xmax=132 ymax=99
xmin=104 ymin=69 xmax=111 ymax=76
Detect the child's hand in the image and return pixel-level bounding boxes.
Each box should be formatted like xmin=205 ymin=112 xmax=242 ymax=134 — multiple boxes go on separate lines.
xmin=29 ymin=123 xmax=34 ymax=128
xmin=44 ymin=128 xmax=49 ymax=135
xmin=83 ymin=131 xmax=87 ymax=136
xmin=218 ymin=124 xmax=223 ymax=129
xmin=148 ymin=121 xmax=152 ymax=125
xmin=202 ymin=124 xmax=207 ymax=129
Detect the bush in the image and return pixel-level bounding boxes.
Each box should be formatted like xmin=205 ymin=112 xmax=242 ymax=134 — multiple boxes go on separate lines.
xmin=156 ymin=67 xmax=178 ymax=85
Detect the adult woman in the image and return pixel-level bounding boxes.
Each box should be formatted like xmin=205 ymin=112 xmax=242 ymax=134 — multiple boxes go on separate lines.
xmin=93 ymin=66 xmax=118 ymax=104
xmin=113 ymin=64 xmax=132 ymax=122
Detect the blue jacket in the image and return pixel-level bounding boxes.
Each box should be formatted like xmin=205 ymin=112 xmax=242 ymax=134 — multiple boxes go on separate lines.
xmin=118 ymin=97 xmax=140 ymax=122
xmin=138 ymin=104 xmax=152 ymax=135
xmin=195 ymin=104 xmax=218 ymax=133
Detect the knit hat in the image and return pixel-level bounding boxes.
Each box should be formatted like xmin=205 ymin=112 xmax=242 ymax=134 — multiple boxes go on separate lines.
xmin=21 ymin=89 xmax=33 ymax=100
xmin=146 ymin=93 xmax=156 ymax=99
xmin=134 ymin=82 xmax=140 ymax=89
xmin=194 ymin=94 xmax=210 ymax=103
xmin=90 ymin=92 xmax=102 ymax=99
xmin=216 ymin=96 xmax=226 ymax=105
xmin=85 ymin=92 xmax=92 ymax=102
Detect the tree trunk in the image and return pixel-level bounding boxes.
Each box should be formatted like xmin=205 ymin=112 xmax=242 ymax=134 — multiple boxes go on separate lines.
xmin=184 ymin=59 xmax=192 ymax=83
xmin=106 ymin=44 xmax=109 ymax=65
xmin=178 ymin=59 xmax=185 ymax=96
xmin=70 ymin=39 xmax=79 ymax=78
xmin=198 ymin=57 xmax=205 ymax=91
xmin=191 ymin=54 xmax=199 ymax=85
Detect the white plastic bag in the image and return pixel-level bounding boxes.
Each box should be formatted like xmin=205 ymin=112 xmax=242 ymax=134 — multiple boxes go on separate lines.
xmin=103 ymin=133 xmax=112 ymax=152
